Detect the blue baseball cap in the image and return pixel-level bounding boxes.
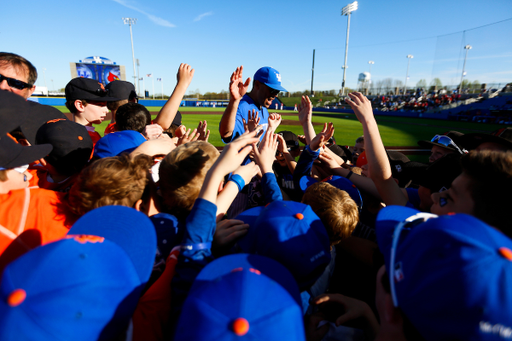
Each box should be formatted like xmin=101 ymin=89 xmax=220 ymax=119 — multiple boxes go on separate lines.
xmin=175 ymin=254 xmax=305 ymax=340
xmin=93 ymin=130 xmax=146 ymax=159
xmin=68 ymin=205 xmax=157 ymax=284
xmin=254 ymin=67 xmax=288 ymax=92
xmin=0 ymin=235 xmax=144 ymax=341
xmin=376 ymin=206 xmax=512 ymax=341
xmin=300 ymin=175 xmax=363 ymax=209
xmin=235 ymin=201 xmax=331 ymax=291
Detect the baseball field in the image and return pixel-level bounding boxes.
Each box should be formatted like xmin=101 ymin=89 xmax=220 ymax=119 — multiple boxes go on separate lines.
xmin=54 ymin=105 xmax=504 ymax=163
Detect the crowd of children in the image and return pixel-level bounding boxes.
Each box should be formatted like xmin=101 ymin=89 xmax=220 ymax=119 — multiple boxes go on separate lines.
xmin=1 ymin=51 xmax=512 ymax=340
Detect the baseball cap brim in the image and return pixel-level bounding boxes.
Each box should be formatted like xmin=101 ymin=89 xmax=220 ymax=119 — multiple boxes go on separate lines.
xmin=376 ymin=205 xmax=436 ymax=265
xmin=0 ymin=134 xmax=53 ymax=169
xmin=417 ymin=139 xmax=460 ymax=151
xmin=458 ymin=132 xmax=512 ymax=151
xmin=21 ymin=102 xmax=68 ymax=145
xmin=266 ymin=83 xmax=288 ymax=92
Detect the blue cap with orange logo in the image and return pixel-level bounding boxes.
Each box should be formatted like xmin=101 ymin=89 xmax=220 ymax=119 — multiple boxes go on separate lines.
xmin=0 ymin=206 xmax=156 ymax=341
xmin=175 ymin=254 xmax=305 ymax=340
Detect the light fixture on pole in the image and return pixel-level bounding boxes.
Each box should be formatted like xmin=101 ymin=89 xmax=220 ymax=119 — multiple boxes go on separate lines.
xmin=459 ymin=45 xmax=472 ymax=95
xmin=341 ymin=1 xmax=358 ymax=96
xmin=122 ymin=17 xmax=138 ymax=94
xmin=404 ymin=55 xmax=413 ymax=96
xmin=368 ymin=61 xmax=374 ymax=74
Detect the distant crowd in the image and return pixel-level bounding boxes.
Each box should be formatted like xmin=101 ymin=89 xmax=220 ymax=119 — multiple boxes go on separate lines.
xmin=1 ymin=52 xmax=511 ymax=341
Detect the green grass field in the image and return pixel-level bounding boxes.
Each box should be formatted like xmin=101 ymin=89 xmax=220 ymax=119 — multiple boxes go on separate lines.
xmin=55 ymin=105 xmax=503 ymax=163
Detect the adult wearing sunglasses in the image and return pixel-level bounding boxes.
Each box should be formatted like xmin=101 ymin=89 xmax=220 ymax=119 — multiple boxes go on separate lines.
xmin=417 ymin=131 xmax=467 ymax=163
xmin=0 ymin=52 xmax=37 ymax=100
xmin=219 ymin=66 xmax=287 ymax=143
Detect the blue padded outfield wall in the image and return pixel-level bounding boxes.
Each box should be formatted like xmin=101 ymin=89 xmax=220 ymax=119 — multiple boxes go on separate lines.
xmin=34 ymin=96 xmax=510 ymax=122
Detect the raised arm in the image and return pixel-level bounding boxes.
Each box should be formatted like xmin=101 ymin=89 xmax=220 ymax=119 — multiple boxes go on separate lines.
xmin=153 ymin=63 xmax=194 ymax=130
xmin=298 ymin=95 xmax=316 ymax=144
xmin=345 ymin=92 xmax=407 ymax=206
xmin=219 ymin=66 xmax=251 ymax=142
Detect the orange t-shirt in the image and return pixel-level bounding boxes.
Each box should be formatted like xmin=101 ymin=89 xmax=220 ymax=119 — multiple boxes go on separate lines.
xmin=0 ymin=188 xmax=78 ymax=272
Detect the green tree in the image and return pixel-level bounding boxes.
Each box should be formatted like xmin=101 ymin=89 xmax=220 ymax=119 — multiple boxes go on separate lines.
xmin=416 ymin=79 xmax=427 ymax=88
xmin=429 ymin=78 xmax=443 ymax=91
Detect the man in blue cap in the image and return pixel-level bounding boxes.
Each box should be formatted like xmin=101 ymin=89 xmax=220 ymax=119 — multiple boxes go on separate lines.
xmin=219 ymin=66 xmax=287 ymax=143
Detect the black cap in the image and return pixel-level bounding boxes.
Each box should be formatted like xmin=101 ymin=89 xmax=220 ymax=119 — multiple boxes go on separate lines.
xmin=65 ymin=78 xmax=120 ymax=102
xmin=386 ymin=150 xmax=412 ymax=187
xmin=458 ymin=127 xmax=512 ymax=151
xmin=172 ymin=111 xmax=182 ymax=127
xmin=20 ymin=102 xmax=68 ymax=145
xmin=105 ymin=81 xmax=137 ymax=101
xmin=277 ymin=130 xmax=299 ymax=150
xmin=0 ymin=91 xmax=30 ymax=135
xmin=411 ymin=153 xmax=462 ymax=193
xmin=329 ymin=144 xmax=352 ymax=163
xmin=0 ymin=133 xmax=53 ymax=170
xmin=417 ymin=131 xmax=466 ymax=153
xmin=35 ymin=119 xmax=93 ymax=176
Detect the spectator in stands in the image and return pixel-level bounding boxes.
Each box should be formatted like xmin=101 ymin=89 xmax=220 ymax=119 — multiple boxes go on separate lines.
xmin=219 ymin=66 xmax=287 ymax=143
xmin=0 ymin=52 xmax=37 ymax=99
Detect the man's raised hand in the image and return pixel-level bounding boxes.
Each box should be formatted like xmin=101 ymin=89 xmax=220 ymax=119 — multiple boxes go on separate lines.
xmin=229 ymin=66 xmax=251 ymax=102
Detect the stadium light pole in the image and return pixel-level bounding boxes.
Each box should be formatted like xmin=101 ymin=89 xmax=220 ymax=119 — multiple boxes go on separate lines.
xmin=341 ymin=1 xmax=358 ymax=96
xmin=311 ymin=49 xmax=315 ymax=96
xmin=42 ymin=68 xmax=48 ymax=97
xmin=367 ymin=61 xmax=374 ymax=91
xmin=459 ymin=45 xmax=472 ymax=95
xmin=122 ymin=17 xmax=138 ymax=94
xmin=136 ymin=59 xmax=141 ymax=96
xmin=404 ymin=55 xmax=413 ymax=96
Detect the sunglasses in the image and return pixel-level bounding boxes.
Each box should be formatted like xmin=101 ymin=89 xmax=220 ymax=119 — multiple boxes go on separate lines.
xmin=0 ymin=73 xmax=32 ymax=90
xmin=389 ymin=212 xmax=437 ymax=307
xmin=431 ymin=135 xmax=467 ymax=154
xmin=262 ymin=83 xmax=280 ymax=97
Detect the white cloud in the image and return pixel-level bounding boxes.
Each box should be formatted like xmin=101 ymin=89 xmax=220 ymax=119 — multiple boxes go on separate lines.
xmin=112 ymin=0 xmax=175 ymax=28
xmin=194 ymin=11 xmax=213 ymax=22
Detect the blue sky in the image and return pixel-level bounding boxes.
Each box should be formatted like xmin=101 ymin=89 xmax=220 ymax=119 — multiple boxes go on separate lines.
xmin=2 ymin=0 xmax=511 ymax=95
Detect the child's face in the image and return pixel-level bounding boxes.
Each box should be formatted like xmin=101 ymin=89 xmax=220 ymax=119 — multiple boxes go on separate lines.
xmin=430 ymin=173 xmax=475 ymax=216
xmin=82 ymin=101 xmax=108 ymax=125
xmin=353 ymin=142 xmax=365 ymax=163
xmin=1 ymin=166 xmax=32 ymax=193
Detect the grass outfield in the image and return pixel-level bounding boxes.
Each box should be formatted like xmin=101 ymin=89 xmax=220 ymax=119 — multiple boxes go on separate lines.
xmin=55 ymin=105 xmax=503 ymax=162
